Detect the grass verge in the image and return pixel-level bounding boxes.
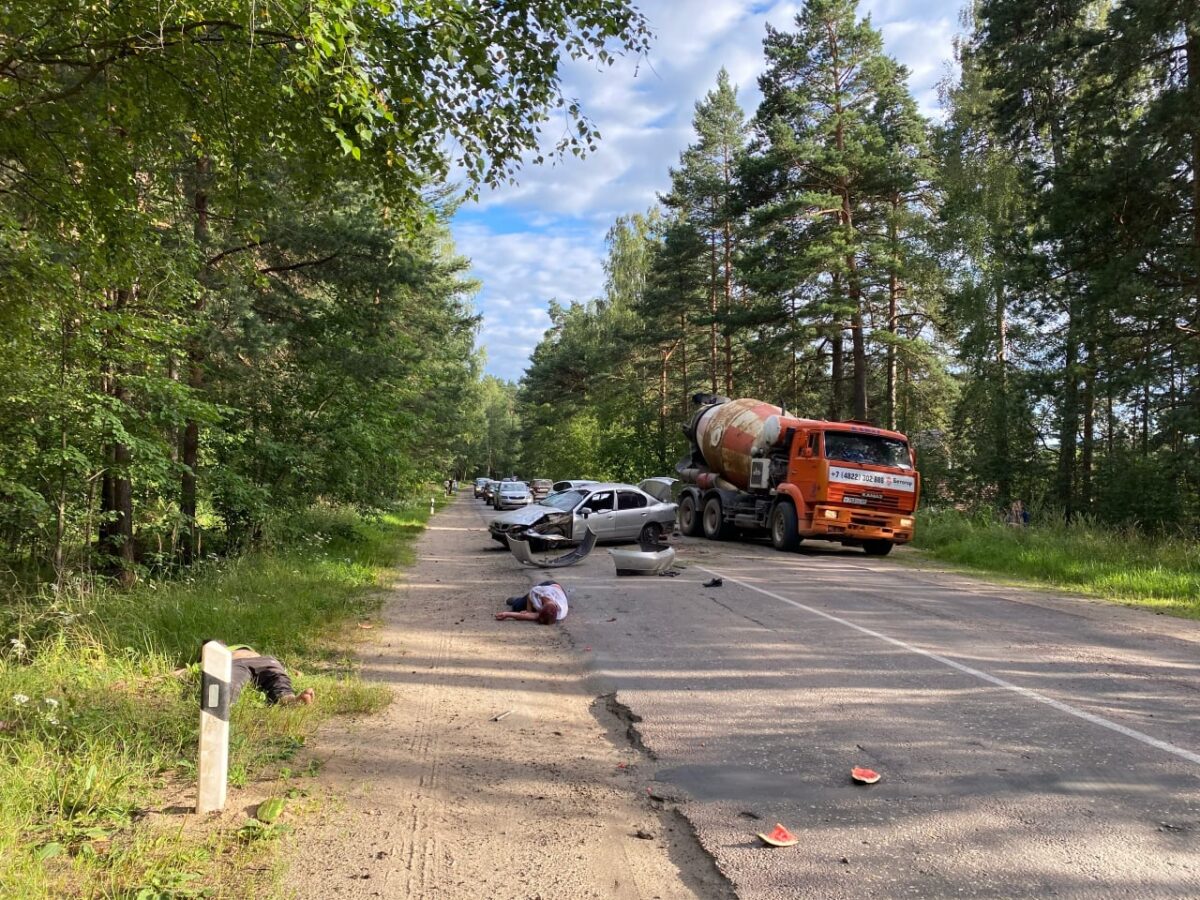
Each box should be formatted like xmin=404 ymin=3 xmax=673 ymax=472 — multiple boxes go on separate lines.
xmin=0 ymin=497 xmax=444 ymax=898
xmin=906 ymin=508 xmax=1200 ymax=618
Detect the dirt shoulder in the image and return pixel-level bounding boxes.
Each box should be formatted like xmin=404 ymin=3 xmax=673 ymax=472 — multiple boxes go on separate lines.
xmin=282 ymin=496 xmax=727 ymax=899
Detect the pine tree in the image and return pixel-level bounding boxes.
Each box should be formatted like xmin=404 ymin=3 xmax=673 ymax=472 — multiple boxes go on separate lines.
xmin=748 ymin=0 xmax=939 ymax=423
xmin=662 ymin=69 xmax=749 ymax=395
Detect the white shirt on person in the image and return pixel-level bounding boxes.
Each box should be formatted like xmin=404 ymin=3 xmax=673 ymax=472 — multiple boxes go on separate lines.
xmin=527 ymin=583 xmax=568 ymax=621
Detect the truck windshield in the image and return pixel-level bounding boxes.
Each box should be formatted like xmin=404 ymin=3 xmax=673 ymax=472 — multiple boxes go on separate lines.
xmin=824 ymin=432 xmax=912 ymax=469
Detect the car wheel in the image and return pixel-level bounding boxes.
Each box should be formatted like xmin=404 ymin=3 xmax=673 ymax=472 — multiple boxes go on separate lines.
xmin=678 ymin=494 xmax=703 ymax=537
xmin=862 ymin=539 xmax=893 ymax=557
xmin=770 ymin=502 xmax=801 ymax=552
xmin=702 ymin=496 xmax=731 ymax=541
xmin=639 ymin=522 xmax=664 ymax=545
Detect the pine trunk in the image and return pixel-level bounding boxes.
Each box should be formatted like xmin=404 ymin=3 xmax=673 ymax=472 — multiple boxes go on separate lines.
xmin=708 ymin=227 xmax=718 ymax=394
xmin=1189 ymin=23 xmax=1200 ymax=333
xmin=885 ymin=194 xmax=901 ymax=430
xmin=830 ymin=329 xmax=844 ymax=421
xmin=98 ymin=289 xmax=136 ymax=585
xmin=181 ymin=156 xmax=209 ymax=564
xmin=994 ymin=282 xmax=1012 ymax=505
xmin=1080 ymin=340 xmax=1096 ymax=511
xmin=1056 ymin=307 xmax=1080 ymax=519
xmin=849 ymin=276 xmax=868 ymax=421
xmin=679 ymin=312 xmax=689 ymax=416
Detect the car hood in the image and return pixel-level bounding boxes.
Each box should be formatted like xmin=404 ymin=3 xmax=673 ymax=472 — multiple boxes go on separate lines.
xmin=490 ymin=504 xmax=566 ymax=527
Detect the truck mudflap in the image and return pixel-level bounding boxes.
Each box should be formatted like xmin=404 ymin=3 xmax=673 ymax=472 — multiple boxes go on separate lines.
xmin=804 ymin=504 xmax=914 ymax=544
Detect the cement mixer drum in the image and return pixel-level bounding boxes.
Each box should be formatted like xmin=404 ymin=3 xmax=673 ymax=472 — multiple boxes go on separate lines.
xmin=691 ymin=398 xmax=793 ymax=491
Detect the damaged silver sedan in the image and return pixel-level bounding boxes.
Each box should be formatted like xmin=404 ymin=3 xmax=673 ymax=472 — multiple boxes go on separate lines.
xmin=489 ymin=483 xmax=677 ymax=549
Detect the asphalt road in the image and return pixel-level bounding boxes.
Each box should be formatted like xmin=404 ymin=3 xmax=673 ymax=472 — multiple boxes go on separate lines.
xmin=478 ymin=502 xmax=1200 ymax=898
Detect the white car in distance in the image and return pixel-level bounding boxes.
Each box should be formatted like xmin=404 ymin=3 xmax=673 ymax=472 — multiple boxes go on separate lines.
xmin=493 ymin=481 xmax=533 ymax=510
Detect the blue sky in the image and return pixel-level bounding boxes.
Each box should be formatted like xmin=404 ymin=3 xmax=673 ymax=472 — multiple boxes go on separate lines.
xmin=452 ymin=0 xmax=962 ymax=382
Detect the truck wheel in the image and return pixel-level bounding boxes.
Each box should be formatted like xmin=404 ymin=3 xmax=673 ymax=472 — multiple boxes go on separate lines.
xmin=678 ymin=494 xmax=703 ymax=536
xmin=862 ymin=540 xmax=893 ymax=557
xmin=770 ymin=502 xmax=801 ymax=552
xmin=702 ymin=496 xmax=732 ymax=541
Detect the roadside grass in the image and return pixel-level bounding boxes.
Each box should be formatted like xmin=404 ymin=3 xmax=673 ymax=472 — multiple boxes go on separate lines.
xmin=0 ymin=498 xmax=442 ymax=897
xmin=907 ymin=508 xmax=1200 ymax=618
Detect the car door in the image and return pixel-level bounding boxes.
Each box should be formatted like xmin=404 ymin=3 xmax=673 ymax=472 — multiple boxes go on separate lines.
xmin=615 ymin=489 xmax=651 ymax=539
xmin=574 ymin=490 xmax=616 ymax=540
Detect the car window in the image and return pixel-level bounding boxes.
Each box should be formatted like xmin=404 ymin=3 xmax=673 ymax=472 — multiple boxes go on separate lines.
xmin=618 ymin=490 xmax=647 ymax=510
xmin=580 ymin=491 xmax=614 ymax=512
xmin=543 ymin=489 xmax=586 ymax=511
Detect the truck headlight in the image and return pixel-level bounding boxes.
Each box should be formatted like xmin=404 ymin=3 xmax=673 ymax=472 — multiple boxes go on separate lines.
xmin=899 ymin=517 xmax=913 ymax=528
xmin=823 ymin=509 xmax=839 ymax=520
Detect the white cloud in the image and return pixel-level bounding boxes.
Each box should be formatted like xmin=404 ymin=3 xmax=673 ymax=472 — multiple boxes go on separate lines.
xmin=457 ymin=0 xmax=964 ymax=380
xmin=453 ymin=223 xmax=606 ymax=381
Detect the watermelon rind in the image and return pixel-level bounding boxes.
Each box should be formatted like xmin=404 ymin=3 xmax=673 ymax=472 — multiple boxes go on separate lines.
xmin=850 ymin=767 xmax=881 ymax=784
xmin=256 ymin=797 xmax=286 ymax=823
xmin=757 ymin=823 xmax=799 ymax=847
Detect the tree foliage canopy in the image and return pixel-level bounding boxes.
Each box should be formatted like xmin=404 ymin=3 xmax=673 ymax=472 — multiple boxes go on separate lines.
xmin=0 ymin=0 xmax=650 ymax=583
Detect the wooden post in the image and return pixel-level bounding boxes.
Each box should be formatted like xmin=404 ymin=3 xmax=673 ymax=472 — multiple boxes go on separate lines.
xmin=196 ymin=640 xmax=232 ymax=814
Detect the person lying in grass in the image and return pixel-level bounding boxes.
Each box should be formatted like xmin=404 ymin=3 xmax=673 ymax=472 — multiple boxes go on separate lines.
xmin=227 ymin=644 xmax=315 ymax=706
xmin=495 ymin=581 xmax=568 ymax=625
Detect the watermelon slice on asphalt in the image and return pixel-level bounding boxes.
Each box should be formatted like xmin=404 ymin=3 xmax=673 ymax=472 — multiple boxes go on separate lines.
xmin=757 ymin=823 xmax=799 ymax=847
xmin=851 ymin=766 xmax=881 ymax=784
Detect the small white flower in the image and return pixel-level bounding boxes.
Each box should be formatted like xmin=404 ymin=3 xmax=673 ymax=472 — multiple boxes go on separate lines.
xmin=12 ymin=694 xmax=29 ymax=705
xmin=9 ymin=638 xmax=25 ymax=653
xmin=46 ymin=716 xmax=58 ymax=726
xmin=43 ymin=698 xmax=59 ymax=708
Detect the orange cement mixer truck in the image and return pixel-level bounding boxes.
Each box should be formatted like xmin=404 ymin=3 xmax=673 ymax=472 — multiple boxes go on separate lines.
xmin=676 ymin=395 xmax=919 ymax=555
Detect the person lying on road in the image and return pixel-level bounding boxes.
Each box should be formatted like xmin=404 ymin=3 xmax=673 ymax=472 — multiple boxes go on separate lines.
xmin=495 ymin=581 xmax=568 ymax=625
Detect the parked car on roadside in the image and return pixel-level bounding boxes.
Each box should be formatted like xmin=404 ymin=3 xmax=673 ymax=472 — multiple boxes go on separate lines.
xmin=551 ymin=479 xmax=598 ymax=493
xmin=493 ymin=481 xmax=533 ymax=510
xmin=481 ymin=480 xmax=499 ymax=503
xmin=637 ymin=477 xmax=679 ymax=503
xmin=530 ymin=478 xmax=553 ymax=502
xmin=473 ymin=477 xmax=491 ymax=499
xmin=489 ymin=482 xmax=677 ymax=547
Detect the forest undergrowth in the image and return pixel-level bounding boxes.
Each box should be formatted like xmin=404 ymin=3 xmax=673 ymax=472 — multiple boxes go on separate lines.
xmin=910 ymin=509 xmax=1200 ymax=619
xmin=0 ymin=499 xmax=440 ymax=897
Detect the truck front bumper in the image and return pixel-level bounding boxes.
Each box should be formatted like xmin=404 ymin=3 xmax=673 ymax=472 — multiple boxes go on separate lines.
xmin=806 ymin=505 xmax=914 ymax=544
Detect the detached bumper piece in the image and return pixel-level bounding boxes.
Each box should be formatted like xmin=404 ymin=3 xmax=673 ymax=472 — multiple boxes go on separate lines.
xmin=608 ymin=545 xmax=676 ymax=576
xmin=507 ymin=527 xmax=598 ymax=568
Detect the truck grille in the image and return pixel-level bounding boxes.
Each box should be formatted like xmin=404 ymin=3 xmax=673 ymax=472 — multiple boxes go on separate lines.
xmin=844 ymin=492 xmax=899 ymax=509
xmin=850 ymin=512 xmax=893 ymax=528
xmin=827 ymin=485 xmax=911 ymax=513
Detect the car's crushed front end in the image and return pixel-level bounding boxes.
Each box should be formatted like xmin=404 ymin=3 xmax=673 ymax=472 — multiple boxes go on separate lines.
xmin=488 ymin=505 xmax=574 ymax=545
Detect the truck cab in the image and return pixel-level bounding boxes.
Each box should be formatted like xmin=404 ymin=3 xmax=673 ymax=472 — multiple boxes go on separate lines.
xmin=784 ymin=425 xmax=918 ymax=551
xmin=675 ymin=396 xmax=919 ymax=556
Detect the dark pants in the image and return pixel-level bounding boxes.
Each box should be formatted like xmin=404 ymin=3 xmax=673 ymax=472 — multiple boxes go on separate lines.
xmin=230 ymin=655 xmax=295 ymax=705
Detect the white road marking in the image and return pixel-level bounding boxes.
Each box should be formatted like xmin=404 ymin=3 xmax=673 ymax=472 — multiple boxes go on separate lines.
xmin=700 ymin=566 xmax=1200 ymax=768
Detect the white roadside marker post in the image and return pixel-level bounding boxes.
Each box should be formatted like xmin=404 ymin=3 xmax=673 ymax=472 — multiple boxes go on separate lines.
xmin=197 ymin=640 xmax=232 ymax=814
xmin=430 ymin=496 xmax=435 ymax=515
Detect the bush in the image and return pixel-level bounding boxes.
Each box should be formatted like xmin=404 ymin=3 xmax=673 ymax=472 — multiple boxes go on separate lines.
xmin=912 ymin=508 xmax=1200 ymax=616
